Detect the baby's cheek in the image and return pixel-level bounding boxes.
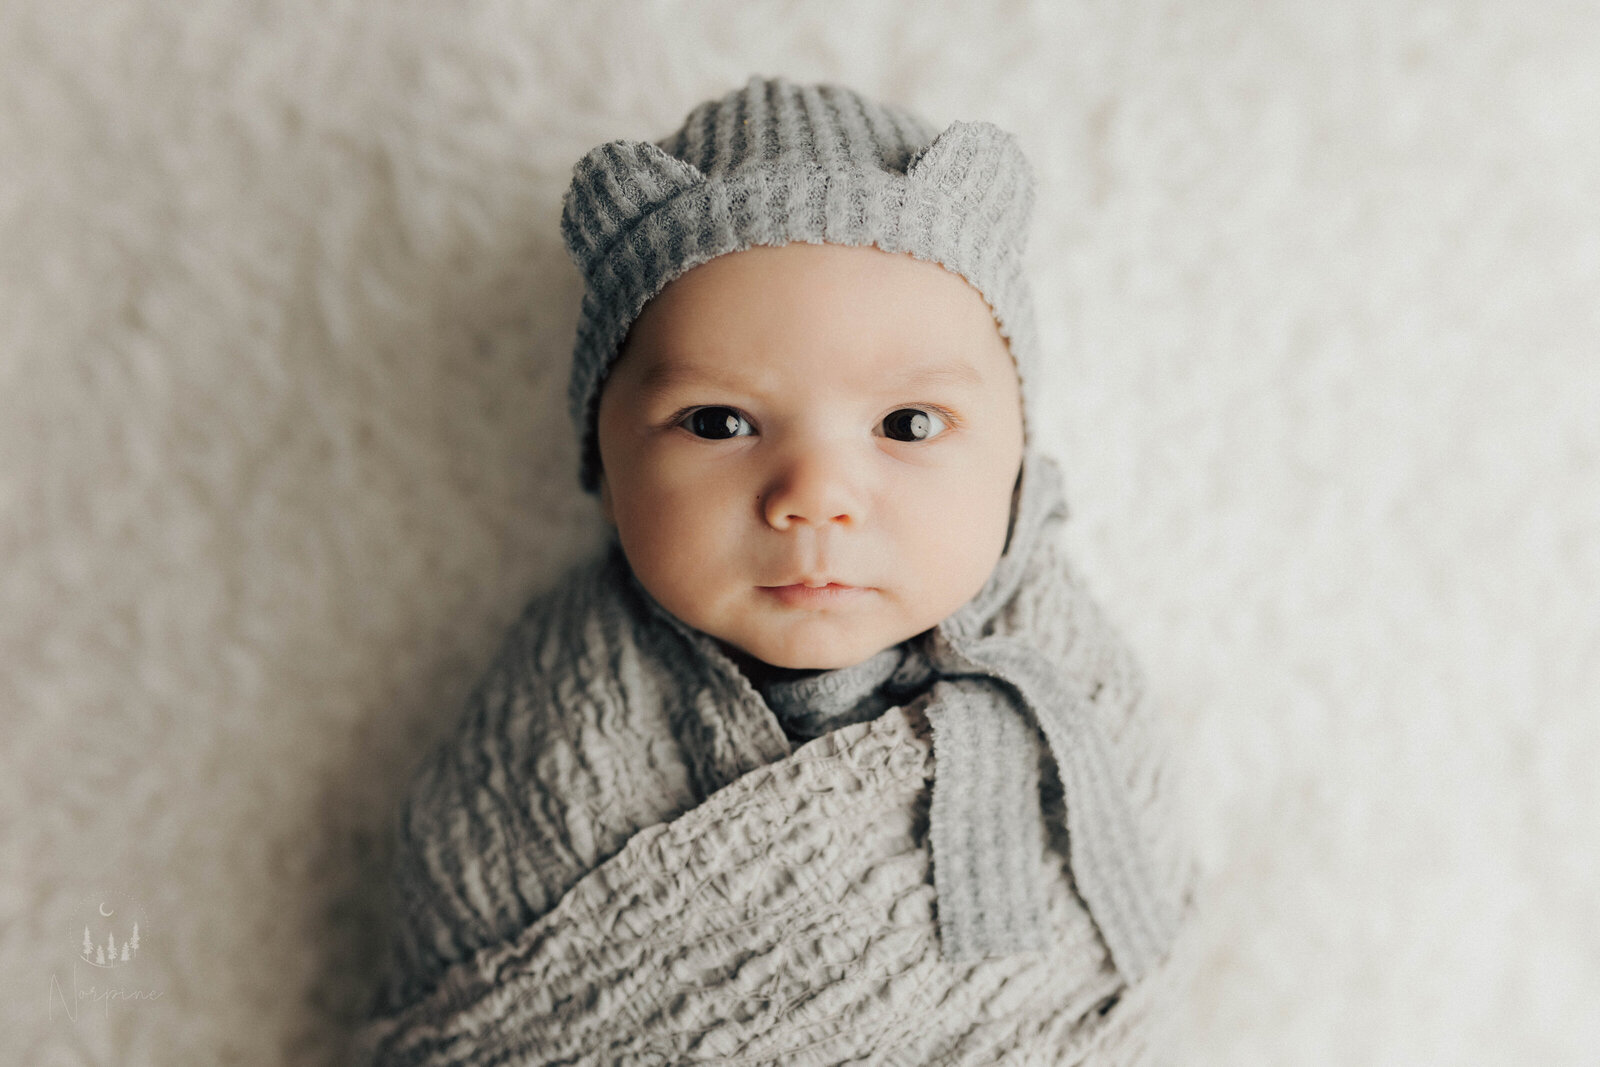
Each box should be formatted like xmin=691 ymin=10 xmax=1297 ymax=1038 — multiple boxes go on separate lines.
xmin=946 ymin=492 xmax=1013 ymax=593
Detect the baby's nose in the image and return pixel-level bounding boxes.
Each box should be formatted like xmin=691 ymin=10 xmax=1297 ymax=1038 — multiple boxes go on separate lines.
xmin=760 ymin=447 xmax=863 ymax=531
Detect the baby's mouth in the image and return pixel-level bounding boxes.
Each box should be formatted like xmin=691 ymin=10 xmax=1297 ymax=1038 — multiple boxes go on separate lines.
xmin=760 ymin=582 xmax=871 ymax=608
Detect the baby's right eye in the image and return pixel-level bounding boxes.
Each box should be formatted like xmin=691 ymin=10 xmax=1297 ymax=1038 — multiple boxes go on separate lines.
xmin=680 ymin=406 xmax=754 ymax=440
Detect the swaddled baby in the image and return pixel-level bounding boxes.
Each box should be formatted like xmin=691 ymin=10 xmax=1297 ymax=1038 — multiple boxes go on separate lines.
xmin=361 ymin=75 xmax=1199 ymax=1066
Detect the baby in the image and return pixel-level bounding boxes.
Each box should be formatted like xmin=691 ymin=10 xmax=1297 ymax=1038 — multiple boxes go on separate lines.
xmin=594 ymin=239 xmax=1024 ymax=680
xmin=361 ymin=76 xmax=1198 ymax=1066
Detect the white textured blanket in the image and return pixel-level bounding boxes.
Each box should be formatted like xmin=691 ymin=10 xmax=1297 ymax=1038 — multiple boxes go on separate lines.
xmin=5 ymin=4 xmax=1595 ymax=1064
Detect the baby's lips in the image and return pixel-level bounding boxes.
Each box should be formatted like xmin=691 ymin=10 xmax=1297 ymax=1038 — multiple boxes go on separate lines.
xmin=761 ymin=583 xmax=874 ymax=609
xmin=764 ymin=571 xmax=861 ymax=589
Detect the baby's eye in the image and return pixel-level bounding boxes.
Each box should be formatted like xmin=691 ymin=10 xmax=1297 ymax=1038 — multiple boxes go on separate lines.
xmin=681 ymin=406 xmax=754 ymax=440
xmin=880 ymin=407 xmax=949 ymax=442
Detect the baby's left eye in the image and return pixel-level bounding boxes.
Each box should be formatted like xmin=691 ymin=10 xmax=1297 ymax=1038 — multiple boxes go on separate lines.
xmin=880 ymin=408 xmax=949 ymax=442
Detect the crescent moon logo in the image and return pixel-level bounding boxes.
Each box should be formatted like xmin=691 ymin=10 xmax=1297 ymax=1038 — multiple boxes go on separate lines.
xmin=99 ymin=903 xmax=113 ymax=917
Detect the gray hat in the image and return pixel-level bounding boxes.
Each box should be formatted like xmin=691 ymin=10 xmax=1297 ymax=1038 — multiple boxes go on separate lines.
xmin=560 ymin=74 xmax=1039 ymax=494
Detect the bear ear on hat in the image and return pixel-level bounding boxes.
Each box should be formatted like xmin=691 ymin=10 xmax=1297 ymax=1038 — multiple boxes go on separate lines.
xmin=560 ymin=140 xmax=707 ymax=276
xmin=907 ymin=120 xmax=1036 ymax=252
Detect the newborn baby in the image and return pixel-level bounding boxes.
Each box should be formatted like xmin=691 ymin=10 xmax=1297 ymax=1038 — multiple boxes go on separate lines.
xmin=595 ymin=239 xmax=1023 ymax=679
xmin=360 ymin=75 xmax=1198 ymax=1066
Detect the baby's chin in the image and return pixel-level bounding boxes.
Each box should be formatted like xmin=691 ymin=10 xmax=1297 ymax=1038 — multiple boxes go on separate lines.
xmin=715 ymin=625 xmax=910 ymax=673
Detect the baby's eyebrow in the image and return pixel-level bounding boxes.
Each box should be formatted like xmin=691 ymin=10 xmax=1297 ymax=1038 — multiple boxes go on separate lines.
xmin=636 ymin=360 xmax=727 ymax=397
xmin=898 ymin=361 xmax=986 ymax=389
xmin=636 ymin=357 xmax=985 ymax=398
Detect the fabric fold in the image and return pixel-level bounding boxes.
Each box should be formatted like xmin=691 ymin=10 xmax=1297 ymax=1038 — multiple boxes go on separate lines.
xmin=923 ymin=676 xmax=1049 ymax=961
xmin=753 ymin=641 xmax=907 ymax=742
xmin=926 ymin=626 xmax=1182 ymax=983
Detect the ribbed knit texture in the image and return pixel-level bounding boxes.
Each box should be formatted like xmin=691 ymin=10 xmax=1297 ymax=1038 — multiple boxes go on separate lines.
xmin=360 ymin=449 xmax=1199 ymax=1065
xmin=560 ymin=74 xmax=1040 ymax=493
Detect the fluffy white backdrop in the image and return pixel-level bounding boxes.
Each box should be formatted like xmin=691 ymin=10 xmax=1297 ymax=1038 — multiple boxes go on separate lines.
xmin=3 ymin=1 xmax=1596 ymax=1063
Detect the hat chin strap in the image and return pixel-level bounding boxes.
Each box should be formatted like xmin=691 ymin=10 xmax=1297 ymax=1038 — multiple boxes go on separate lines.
xmin=1000 ymin=458 xmax=1026 ymax=557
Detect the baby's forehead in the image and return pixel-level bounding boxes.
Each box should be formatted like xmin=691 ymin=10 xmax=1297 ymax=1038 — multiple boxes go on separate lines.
xmin=625 ymin=333 xmax=992 ymax=398
xmin=612 ymin=242 xmax=1015 ymax=393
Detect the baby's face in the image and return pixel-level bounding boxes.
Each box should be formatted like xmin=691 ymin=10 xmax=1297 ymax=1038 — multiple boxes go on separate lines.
xmin=596 ymin=242 xmax=1024 ymax=671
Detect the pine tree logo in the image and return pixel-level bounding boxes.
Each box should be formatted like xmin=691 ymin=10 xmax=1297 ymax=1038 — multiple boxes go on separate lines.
xmin=74 ymin=888 xmax=149 ymax=970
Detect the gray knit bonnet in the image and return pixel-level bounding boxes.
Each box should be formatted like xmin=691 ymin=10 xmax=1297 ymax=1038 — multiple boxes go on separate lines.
xmin=560 ymin=74 xmax=1040 ymax=493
